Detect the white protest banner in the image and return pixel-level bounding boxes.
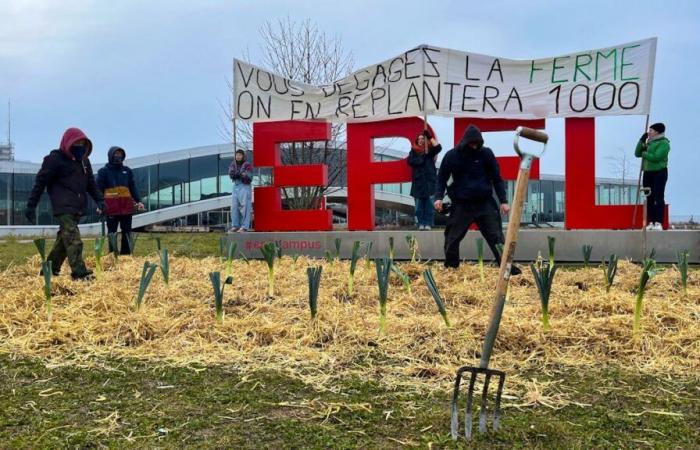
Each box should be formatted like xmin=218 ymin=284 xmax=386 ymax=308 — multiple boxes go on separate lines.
xmin=234 ymin=37 xmax=656 ymax=122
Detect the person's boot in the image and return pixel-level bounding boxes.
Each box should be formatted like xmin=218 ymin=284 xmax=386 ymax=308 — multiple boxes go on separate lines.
xmin=71 ymin=269 xmax=95 ymax=281
xmin=39 ymin=267 xmax=61 ymax=276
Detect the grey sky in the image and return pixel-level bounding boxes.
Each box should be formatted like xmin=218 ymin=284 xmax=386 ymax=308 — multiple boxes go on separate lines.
xmin=1 ymin=0 xmax=698 ymax=215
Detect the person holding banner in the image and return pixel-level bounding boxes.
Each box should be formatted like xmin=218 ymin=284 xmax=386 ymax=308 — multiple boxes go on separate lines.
xmin=434 ymin=124 xmax=520 ymax=274
xmin=407 ymin=129 xmax=442 ymax=230
xmin=228 ymin=149 xmax=254 ymax=233
xmin=635 ymin=123 xmax=670 ymax=230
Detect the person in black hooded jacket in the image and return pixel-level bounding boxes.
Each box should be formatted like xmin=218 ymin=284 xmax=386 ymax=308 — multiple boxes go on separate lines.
xmin=25 ymin=127 xmax=105 ymax=280
xmin=434 ymin=124 xmax=520 ymax=274
xmin=96 ymin=146 xmax=144 ymax=255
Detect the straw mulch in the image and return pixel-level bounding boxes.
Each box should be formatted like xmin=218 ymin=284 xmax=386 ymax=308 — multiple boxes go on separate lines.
xmin=1 ymin=253 xmax=698 ymax=401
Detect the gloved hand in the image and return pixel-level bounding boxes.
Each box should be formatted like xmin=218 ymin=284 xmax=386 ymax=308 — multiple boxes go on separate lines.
xmin=423 ymin=129 xmax=433 ymax=140
xmin=24 ymin=207 xmax=36 ymax=223
xmin=640 ymin=132 xmax=648 ymax=142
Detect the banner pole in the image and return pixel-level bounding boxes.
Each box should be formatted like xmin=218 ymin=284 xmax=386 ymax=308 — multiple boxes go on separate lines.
xmin=632 ymin=114 xmax=650 ymax=228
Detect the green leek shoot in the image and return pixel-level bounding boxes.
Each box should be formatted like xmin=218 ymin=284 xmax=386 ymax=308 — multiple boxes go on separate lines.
xmin=135 ymin=262 xmax=158 ymax=310
xmin=334 ymin=238 xmax=342 ymax=260
xmin=364 ymin=241 xmax=374 ymax=269
xmin=225 ymin=242 xmax=238 ymax=277
xmin=423 ymin=268 xmax=450 ymax=327
xmin=634 ymin=257 xmax=657 ymax=333
xmin=547 ymin=235 xmax=556 ymax=268
xmin=677 ymin=250 xmax=689 ymax=297
xmin=158 ymin=248 xmax=170 ymax=285
xmin=530 ymin=262 xmax=558 ymax=331
xmin=388 ymin=237 xmax=395 ymax=261
xmin=348 ymin=241 xmax=361 ymax=296
xmin=391 ymin=264 xmax=411 ymax=295
xmin=41 ymin=260 xmax=52 ymax=319
xmin=603 ymin=254 xmax=618 ymax=293
xmin=108 ymin=233 xmax=119 ymax=264
xmin=209 ymin=271 xmax=233 ymax=322
xmin=476 ymin=238 xmax=485 ymax=282
xmin=307 ymin=266 xmax=323 ymax=320
xmin=405 ymin=235 xmax=418 ymax=263
xmin=260 ymin=242 xmax=276 ymax=296
xmin=33 ymin=238 xmax=47 ymax=262
xmin=94 ymin=236 xmax=106 ymax=275
xmin=582 ymin=244 xmax=593 ymax=268
xmin=375 ymin=257 xmax=392 ymax=334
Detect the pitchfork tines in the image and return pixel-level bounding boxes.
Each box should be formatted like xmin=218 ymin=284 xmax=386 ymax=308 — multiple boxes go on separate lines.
xmin=450 ymin=365 xmax=506 ymax=440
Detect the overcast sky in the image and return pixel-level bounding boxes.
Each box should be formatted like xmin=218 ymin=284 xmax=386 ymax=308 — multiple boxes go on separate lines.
xmin=1 ymin=0 xmax=698 ymax=216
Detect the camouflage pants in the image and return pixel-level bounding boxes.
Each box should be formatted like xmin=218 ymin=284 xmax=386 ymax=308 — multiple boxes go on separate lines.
xmin=47 ymin=214 xmax=89 ymax=277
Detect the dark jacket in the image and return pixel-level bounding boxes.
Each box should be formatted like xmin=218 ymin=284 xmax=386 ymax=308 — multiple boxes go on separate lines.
xmin=435 ymin=125 xmax=507 ymax=204
xmin=96 ymin=146 xmax=141 ymax=216
xmin=228 ymin=156 xmax=253 ymax=184
xmin=26 ymin=128 xmax=103 ymax=216
xmin=407 ymin=142 xmax=442 ymax=198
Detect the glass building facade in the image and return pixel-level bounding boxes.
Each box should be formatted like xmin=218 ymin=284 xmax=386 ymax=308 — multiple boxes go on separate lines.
xmin=0 ymin=144 xmax=637 ymax=228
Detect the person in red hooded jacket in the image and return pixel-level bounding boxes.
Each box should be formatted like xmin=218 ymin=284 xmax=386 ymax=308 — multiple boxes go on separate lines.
xmin=25 ymin=128 xmax=105 ymax=280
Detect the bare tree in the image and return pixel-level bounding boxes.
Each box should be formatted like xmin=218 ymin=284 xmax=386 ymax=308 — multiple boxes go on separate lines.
xmin=221 ymin=17 xmax=354 ymax=210
xmin=606 ymin=147 xmax=636 ymax=203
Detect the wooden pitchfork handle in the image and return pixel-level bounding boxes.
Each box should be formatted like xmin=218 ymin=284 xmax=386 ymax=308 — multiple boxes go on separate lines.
xmin=479 ymin=126 xmax=548 ymax=369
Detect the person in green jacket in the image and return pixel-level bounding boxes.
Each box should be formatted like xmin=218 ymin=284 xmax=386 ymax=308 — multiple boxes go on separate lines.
xmin=635 ymin=122 xmax=670 ymax=230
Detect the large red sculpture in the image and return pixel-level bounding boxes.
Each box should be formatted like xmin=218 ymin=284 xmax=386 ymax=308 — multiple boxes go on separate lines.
xmin=252 ymin=117 xmax=665 ymax=231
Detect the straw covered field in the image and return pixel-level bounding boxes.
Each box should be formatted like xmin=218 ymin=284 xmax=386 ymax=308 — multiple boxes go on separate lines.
xmin=1 ymin=249 xmax=698 ymax=402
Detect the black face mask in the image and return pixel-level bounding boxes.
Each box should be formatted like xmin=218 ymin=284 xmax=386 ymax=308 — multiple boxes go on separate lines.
xmin=113 ymin=155 xmax=124 ymax=164
xmin=71 ymin=145 xmax=87 ymax=160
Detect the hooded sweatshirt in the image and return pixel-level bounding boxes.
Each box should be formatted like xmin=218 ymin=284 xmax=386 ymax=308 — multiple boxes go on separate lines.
xmin=435 ymin=125 xmax=507 ymax=204
xmin=26 ymin=128 xmax=103 ymax=216
xmin=96 ymin=146 xmax=141 ymax=216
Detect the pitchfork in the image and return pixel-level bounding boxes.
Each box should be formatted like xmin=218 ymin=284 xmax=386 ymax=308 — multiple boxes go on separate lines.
xmin=450 ymin=126 xmax=548 ymax=440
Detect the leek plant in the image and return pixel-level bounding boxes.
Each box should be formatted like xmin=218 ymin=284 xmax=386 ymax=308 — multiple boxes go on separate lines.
xmin=275 ymin=240 xmax=283 ymax=260
xmin=158 ymin=248 xmax=170 ymax=285
xmin=260 ymin=242 xmax=276 ymax=296
xmin=423 ymin=268 xmax=450 ymax=327
xmin=33 ymin=238 xmax=47 ymax=261
xmin=348 ymin=241 xmax=361 ymax=296
xmin=324 ymin=250 xmax=333 ymax=263
xmin=334 ymin=238 xmax=342 ymax=260
xmin=108 ymin=233 xmax=119 ymax=264
xmin=375 ymin=257 xmax=392 ymax=334
xmin=292 ymin=254 xmax=300 ymax=264
xmin=225 ymin=242 xmax=238 ymax=277
xmin=364 ymin=241 xmax=374 ymax=269
xmin=634 ymin=257 xmax=657 ymax=333
xmin=41 ymin=260 xmax=53 ymax=319
xmin=135 ymin=262 xmax=158 ymax=310
xmin=476 ymin=238 xmax=485 ymax=282
xmin=530 ymin=262 xmax=558 ymax=331
xmin=677 ymin=250 xmax=689 ymax=297
xmin=218 ymin=237 xmax=227 ymax=262
xmin=388 ymin=237 xmax=395 ymax=261
xmin=405 ymin=235 xmax=418 ymax=263
xmin=209 ymin=271 xmax=233 ymax=322
xmin=582 ymin=244 xmax=593 ymax=268
xmin=391 ymin=264 xmax=411 ymax=295
xmin=155 ymin=237 xmax=162 ymax=251
xmin=307 ymin=266 xmax=323 ymax=320
xmin=547 ymin=236 xmax=556 ymax=268
xmin=603 ymin=254 xmax=618 ymax=293
xmin=239 ymin=252 xmax=250 ymax=265
xmin=94 ymin=236 xmax=106 ymax=275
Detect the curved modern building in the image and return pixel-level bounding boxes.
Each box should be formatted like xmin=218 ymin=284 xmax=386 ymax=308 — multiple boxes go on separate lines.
xmin=0 ymin=143 xmax=638 ymax=235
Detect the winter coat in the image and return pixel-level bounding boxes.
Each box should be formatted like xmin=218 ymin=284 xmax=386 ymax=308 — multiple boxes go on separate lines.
xmin=435 ymin=125 xmax=507 ymax=204
xmin=635 ymin=135 xmax=670 ymax=172
xmin=229 ymin=158 xmax=253 ymax=184
xmin=407 ymin=143 xmax=442 ymax=198
xmin=96 ymin=146 xmax=141 ymax=216
xmin=26 ymin=128 xmax=104 ymax=216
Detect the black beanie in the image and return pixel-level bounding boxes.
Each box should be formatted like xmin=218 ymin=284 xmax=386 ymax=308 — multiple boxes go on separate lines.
xmin=650 ymin=123 xmax=665 ymax=134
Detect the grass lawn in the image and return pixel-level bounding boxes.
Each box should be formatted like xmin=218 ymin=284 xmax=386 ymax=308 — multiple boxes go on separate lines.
xmin=1 ymin=233 xmax=698 ymax=449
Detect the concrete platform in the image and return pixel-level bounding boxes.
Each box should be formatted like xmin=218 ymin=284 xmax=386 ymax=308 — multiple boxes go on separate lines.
xmin=226 ymin=230 xmax=700 ymax=264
